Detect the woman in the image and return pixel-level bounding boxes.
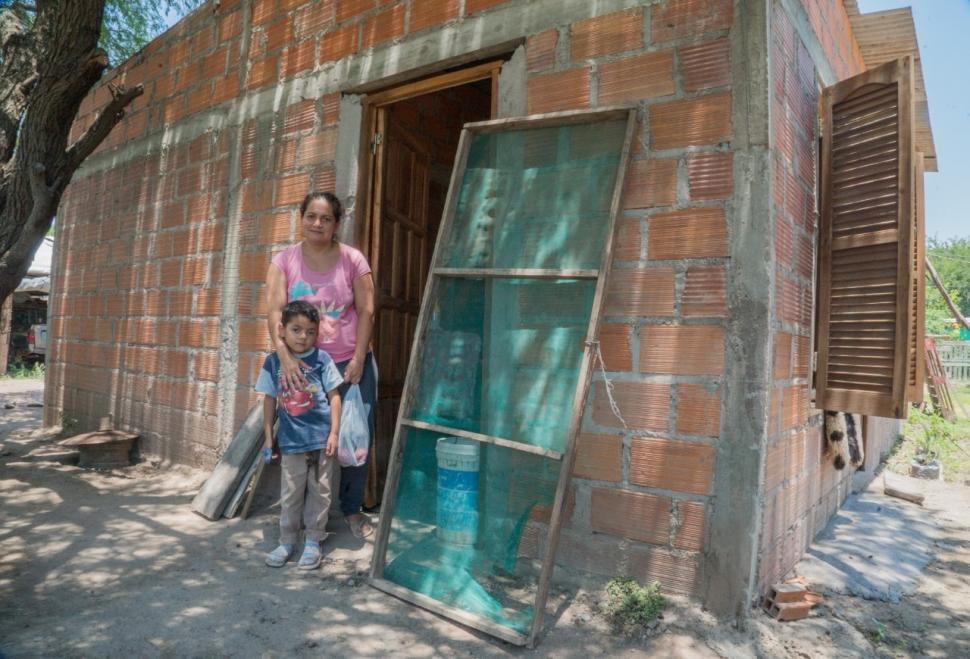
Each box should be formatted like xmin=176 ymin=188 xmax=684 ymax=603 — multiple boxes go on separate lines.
xmin=265 ymin=191 xmax=377 ymax=539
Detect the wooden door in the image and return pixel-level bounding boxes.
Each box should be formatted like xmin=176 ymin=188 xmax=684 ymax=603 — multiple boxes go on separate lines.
xmin=368 ymin=109 xmax=433 ymax=506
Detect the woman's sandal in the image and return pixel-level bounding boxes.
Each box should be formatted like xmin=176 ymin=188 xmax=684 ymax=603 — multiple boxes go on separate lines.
xmin=347 ymin=514 xmax=374 ymax=539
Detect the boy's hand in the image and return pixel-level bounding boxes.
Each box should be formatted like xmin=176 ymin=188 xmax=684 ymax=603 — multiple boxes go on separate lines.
xmin=262 ymin=447 xmax=273 ymax=464
xmin=326 ymin=434 xmax=338 ymax=457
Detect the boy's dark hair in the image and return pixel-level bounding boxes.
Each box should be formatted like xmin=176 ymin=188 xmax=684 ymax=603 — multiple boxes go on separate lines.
xmin=281 ymin=300 xmax=320 ymax=326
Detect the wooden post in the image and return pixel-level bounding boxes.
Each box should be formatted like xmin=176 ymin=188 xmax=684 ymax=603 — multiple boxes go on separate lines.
xmin=0 ymin=294 xmax=12 ymax=374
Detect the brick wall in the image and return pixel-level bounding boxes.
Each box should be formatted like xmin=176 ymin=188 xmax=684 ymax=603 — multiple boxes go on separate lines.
xmin=521 ymin=0 xmax=734 ymax=597
xmin=757 ymin=0 xmax=865 ymax=590
xmin=51 ymin=0 xmax=744 ymax=603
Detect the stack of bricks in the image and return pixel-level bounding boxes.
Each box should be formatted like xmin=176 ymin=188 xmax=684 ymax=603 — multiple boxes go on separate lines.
xmin=758 ymin=0 xmax=865 ymax=591
xmin=762 ymin=579 xmax=821 ymax=622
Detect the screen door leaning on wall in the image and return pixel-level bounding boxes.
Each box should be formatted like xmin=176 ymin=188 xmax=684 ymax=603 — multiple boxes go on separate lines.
xmin=368 ymin=108 xmax=636 ymax=647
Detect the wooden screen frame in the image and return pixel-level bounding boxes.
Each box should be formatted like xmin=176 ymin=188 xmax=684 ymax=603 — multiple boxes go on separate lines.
xmin=367 ymin=107 xmax=637 ymax=647
xmin=816 ymin=56 xmax=915 ymax=419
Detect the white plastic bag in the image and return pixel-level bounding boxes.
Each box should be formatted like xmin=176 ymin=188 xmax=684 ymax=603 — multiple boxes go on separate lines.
xmin=338 ymin=384 xmax=369 ymax=467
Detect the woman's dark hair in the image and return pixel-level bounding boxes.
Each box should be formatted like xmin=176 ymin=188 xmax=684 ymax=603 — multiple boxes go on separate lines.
xmin=300 ymin=191 xmax=343 ymax=222
xmin=281 ymin=299 xmax=320 ymax=326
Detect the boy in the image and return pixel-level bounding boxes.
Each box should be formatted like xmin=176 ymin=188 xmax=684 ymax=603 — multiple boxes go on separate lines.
xmin=256 ymin=300 xmax=343 ymax=570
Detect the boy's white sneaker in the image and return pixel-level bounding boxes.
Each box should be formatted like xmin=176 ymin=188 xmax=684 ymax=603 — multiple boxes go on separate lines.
xmin=298 ymin=541 xmax=322 ymax=570
xmin=265 ymin=543 xmax=293 ymax=567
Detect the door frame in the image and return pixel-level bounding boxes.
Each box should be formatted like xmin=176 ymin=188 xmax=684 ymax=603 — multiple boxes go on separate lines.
xmin=355 ymin=59 xmax=503 ymax=272
xmin=354 ymin=60 xmax=502 ymax=506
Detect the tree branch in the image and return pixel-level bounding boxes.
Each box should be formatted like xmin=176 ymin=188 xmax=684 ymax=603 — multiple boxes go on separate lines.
xmin=926 ymin=256 xmax=970 ymax=333
xmin=59 ymin=82 xmax=143 ymax=185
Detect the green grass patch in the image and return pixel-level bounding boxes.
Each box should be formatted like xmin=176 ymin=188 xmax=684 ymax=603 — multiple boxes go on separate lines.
xmin=603 ymin=577 xmax=665 ymax=632
xmin=3 ymin=360 xmax=45 ymax=380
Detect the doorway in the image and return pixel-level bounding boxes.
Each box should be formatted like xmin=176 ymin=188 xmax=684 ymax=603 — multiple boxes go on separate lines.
xmin=360 ymin=62 xmax=498 ymax=507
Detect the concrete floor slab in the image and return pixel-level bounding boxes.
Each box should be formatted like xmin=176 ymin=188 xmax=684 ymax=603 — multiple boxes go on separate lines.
xmin=793 ymin=483 xmax=943 ymax=602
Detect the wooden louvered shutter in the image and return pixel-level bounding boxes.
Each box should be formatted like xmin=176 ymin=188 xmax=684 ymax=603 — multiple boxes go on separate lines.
xmin=906 ymin=152 xmax=926 ymax=403
xmin=817 ymin=57 xmax=915 ymax=419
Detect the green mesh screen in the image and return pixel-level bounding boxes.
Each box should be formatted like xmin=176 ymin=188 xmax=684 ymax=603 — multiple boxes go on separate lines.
xmin=411 ymin=277 xmax=596 ymax=453
xmin=441 ymin=120 xmax=628 ymax=270
xmin=385 ymin=428 xmax=558 ymax=633
xmin=379 ymin=115 xmax=630 ymax=640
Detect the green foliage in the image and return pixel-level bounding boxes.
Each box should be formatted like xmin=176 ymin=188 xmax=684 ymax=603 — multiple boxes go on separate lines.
xmin=603 ymin=577 xmax=664 ymax=632
xmin=906 ymin=405 xmax=953 ymax=462
xmin=3 ymin=359 xmax=44 ymax=380
xmin=889 ymin=393 xmax=970 ymax=482
xmin=101 ymin=1 xmax=202 ymax=65
xmin=926 ymin=237 xmax=970 ymax=337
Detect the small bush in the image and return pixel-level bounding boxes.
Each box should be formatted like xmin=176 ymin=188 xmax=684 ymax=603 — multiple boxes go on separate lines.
xmin=4 ymin=360 xmax=45 ymax=380
xmin=604 ymin=577 xmax=664 ymax=631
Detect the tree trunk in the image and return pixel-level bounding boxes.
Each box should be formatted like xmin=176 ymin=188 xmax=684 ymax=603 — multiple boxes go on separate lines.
xmin=0 ymin=0 xmax=142 ymax=303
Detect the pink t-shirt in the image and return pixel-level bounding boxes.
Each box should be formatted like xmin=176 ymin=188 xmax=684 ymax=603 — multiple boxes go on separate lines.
xmin=271 ymin=242 xmax=372 ymax=363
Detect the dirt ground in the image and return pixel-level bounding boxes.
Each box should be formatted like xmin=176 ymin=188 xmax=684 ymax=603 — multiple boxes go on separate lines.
xmin=2 ymin=378 xmax=969 ymax=658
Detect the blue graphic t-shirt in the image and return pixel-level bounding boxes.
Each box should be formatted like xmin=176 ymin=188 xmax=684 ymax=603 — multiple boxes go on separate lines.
xmin=255 ymin=348 xmax=344 ymax=455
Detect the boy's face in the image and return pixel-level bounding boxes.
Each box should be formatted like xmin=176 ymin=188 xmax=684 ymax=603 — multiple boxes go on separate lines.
xmin=280 ymin=314 xmax=318 ymax=353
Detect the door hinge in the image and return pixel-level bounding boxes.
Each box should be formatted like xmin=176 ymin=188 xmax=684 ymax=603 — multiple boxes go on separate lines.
xmin=371 ymin=132 xmax=383 ymax=154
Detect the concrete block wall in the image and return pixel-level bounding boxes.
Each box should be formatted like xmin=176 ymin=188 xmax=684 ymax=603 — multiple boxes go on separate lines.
xmin=757 ymin=0 xmax=866 ymax=590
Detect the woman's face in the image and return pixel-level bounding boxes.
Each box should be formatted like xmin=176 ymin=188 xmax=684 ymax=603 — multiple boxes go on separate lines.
xmin=301 ymin=198 xmax=339 ymax=246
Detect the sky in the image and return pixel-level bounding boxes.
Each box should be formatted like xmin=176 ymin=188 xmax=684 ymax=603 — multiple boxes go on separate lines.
xmin=859 ymin=0 xmax=970 ymax=241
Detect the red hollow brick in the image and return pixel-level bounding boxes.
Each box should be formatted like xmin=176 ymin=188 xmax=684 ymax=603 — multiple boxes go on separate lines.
xmin=652 ymin=0 xmax=733 ymax=43
xmin=630 ymin=437 xmax=715 ymax=495
xmin=319 ymin=24 xmax=358 ymax=63
xmin=464 ymin=0 xmax=509 ymax=14
xmin=680 ymin=38 xmax=730 ymax=91
xmin=613 ymin=217 xmax=641 ymax=262
xmin=297 ymin=0 xmax=336 ymax=38
xmin=573 ymin=433 xmax=623 ymax=482
xmin=361 ymin=4 xmax=405 ymax=49
xmin=605 ymin=268 xmax=675 ymax=317
xmin=598 ymin=50 xmax=675 ymax=106
xmin=527 ymin=68 xmax=590 ymax=115
xmin=336 ymin=0 xmax=375 ymax=23
xmin=570 ymin=9 xmax=642 ymax=61
xmin=598 ymin=323 xmax=633 ymax=371
xmin=526 ymin=29 xmax=557 ymax=73
xmin=411 ymin=0 xmax=459 ymax=32
xmin=682 ymin=266 xmax=727 ymax=317
xmin=590 ymin=487 xmax=671 ymax=545
xmin=650 ymin=93 xmax=732 ymax=150
xmin=674 ymin=500 xmax=707 ymax=550
xmin=592 ymin=381 xmax=670 ymax=431
xmin=640 ymin=325 xmax=724 ymax=375
xmin=623 ymin=158 xmax=677 ymax=209
xmin=676 ymin=384 xmax=720 ymax=437
xmin=648 ymin=207 xmax=728 ymax=260
xmin=687 ymin=151 xmax=733 ymax=200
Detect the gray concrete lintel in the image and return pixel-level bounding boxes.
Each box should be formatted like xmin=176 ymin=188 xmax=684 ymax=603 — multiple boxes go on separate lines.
xmin=703 ymin=0 xmax=774 ymax=623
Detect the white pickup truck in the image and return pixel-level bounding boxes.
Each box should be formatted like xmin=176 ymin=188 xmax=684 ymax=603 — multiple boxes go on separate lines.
xmin=27 ymin=323 xmax=47 ymax=357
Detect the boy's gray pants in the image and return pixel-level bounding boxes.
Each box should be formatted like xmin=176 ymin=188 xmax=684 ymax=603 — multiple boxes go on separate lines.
xmin=280 ymin=450 xmax=334 ymax=545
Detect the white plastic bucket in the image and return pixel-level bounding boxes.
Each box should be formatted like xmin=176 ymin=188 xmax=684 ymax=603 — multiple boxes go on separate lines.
xmin=435 ymin=438 xmax=480 ymax=545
